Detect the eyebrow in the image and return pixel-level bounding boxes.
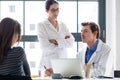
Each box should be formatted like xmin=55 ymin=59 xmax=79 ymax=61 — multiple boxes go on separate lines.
xmin=50 ymin=8 xmax=59 ymax=9
xmin=81 ymin=28 xmax=89 ymax=31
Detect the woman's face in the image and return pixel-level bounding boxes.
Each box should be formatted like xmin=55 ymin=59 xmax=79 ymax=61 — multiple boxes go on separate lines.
xmin=46 ymin=3 xmax=59 ymax=20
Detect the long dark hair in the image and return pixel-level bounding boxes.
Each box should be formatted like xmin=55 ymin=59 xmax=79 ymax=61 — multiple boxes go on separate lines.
xmin=0 ymin=17 xmax=21 ymax=63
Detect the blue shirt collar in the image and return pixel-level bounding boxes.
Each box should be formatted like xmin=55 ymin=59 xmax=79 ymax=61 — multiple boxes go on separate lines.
xmin=85 ymin=40 xmax=99 ymax=63
xmin=87 ymin=40 xmax=99 ymax=51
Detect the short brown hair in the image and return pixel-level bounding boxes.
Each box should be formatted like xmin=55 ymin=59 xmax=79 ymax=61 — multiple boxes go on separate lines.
xmin=81 ymin=22 xmax=100 ymax=39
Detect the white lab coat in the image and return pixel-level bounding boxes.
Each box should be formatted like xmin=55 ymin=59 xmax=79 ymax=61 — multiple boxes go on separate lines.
xmin=76 ymin=39 xmax=113 ymax=77
xmin=37 ymin=19 xmax=75 ymax=70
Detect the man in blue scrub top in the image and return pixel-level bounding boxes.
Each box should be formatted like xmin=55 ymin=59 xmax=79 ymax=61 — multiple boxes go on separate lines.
xmin=77 ymin=22 xmax=113 ymax=78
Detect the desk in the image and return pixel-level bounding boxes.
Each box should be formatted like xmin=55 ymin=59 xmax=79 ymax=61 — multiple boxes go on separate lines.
xmin=32 ymin=78 xmax=120 ymax=80
xmin=31 ymin=70 xmax=118 ymax=80
xmin=32 ymin=77 xmax=119 ymax=80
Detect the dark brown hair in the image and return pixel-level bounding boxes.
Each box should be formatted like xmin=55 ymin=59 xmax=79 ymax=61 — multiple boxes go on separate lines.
xmin=45 ymin=0 xmax=59 ymax=10
xmin=0 ymin=17 xmax=21 ymax=63
xmin=81 ymin=22 xmax=100 ymax=39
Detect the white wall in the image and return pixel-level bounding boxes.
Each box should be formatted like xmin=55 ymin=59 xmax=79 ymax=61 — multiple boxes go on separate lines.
xmin=106 ymin=0 xmax=115 ymax=76
xmin=106 ymin=0 xmax=120 ymax=70
xmin=115 ymin=0 xmax=120 ymax=70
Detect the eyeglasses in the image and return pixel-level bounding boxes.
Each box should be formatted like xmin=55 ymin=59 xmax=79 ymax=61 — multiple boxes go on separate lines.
xmin=49 ymin=8 xmax=59 ymax=12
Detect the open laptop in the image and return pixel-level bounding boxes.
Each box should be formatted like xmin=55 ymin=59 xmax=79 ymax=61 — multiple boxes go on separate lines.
xmin=51 ymin=58 xmax=83 ymax=78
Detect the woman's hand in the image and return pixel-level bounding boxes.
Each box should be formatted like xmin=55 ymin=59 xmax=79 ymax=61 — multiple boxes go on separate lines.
xmin=65 ymin=35 xmax=70 ymax=39
xmin=49 ymin=39 xmax=58 ymax=45
xmin=44 ymin=68 xmax=53 ymax=76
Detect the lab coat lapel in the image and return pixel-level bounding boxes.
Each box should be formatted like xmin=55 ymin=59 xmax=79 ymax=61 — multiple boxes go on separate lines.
xmin=45 ymin=19 xmax=59 ymax=32
xmin=82 ymin=47 xmax=87 ymax=65
xmin=88 ymin=39 xmax=103 ymax=63
xmin=88 ymin=51 xmax=97 ymax=64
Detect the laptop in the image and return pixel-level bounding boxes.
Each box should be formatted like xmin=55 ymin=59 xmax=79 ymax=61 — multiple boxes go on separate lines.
xmin=51 ymin=58 xmax=83 ymax=78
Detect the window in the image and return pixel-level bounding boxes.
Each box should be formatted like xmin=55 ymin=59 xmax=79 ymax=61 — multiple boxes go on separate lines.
xmin=0 ymin=1 xmax=23 ymax=34
xmin=0 ymin=0 xmax=105 ymax=76
xmin=9 ymin=5 xmax=15 ymax=12
xmin=29 ymin=24 xmax=35 ymax=31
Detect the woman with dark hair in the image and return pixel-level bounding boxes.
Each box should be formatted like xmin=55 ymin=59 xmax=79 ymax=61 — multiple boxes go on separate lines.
xmin=37 ymin=0 xmax=74 ymax=76
xmin=0 ymin=17 xmax=31 ymax=77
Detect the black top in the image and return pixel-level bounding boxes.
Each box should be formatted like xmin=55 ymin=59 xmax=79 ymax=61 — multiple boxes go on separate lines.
xmin=0 ymin=47 xmax=31 ymax=76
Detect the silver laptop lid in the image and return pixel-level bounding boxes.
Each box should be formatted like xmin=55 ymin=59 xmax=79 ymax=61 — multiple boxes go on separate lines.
xmin=51 ymin=58 xmax=83 ymax=78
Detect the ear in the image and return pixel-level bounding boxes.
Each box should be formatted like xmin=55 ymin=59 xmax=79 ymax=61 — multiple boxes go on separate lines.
xmin=93 ymin=31 xmax=98 ymax=36
xmin=46 ymin=9 xmax=48 ymax=13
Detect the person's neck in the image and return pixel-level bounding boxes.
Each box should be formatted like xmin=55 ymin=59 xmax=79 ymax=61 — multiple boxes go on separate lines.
xmin=87 ymin=39 xmax=98 ymax=48
xmin=48 ymin=17 xmax=58 ymax=28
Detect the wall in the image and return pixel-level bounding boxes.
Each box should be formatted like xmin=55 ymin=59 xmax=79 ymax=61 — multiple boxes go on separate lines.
xmin=115 ymin=0 xmax=120 ymax=70
xmin=106 ymin=0 xmax=120 ymax=70
xmin=105 ymin=0 xmax=115 ymax=77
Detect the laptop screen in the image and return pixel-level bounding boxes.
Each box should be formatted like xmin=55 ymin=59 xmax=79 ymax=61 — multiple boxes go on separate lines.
xmin=51 ymin=58 xmax=83 ymax=78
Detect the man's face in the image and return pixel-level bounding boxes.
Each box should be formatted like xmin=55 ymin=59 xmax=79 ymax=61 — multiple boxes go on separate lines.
xmin=81 ymin=25 xmax=96 ymax=43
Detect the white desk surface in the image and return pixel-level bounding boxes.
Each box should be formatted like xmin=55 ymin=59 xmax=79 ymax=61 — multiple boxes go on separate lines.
xmin=32 ymin=77 xmax=120 ymax=80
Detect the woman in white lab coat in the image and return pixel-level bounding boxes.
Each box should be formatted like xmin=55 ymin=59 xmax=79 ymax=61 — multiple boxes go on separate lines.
xmin=37 ymin=0 xmax=74 ymax=74
xmin=76 ymin=22 xmax=113 ymax=78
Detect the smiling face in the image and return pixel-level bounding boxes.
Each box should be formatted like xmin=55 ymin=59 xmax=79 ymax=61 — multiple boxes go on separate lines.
xmin=46 ymin=3 xmax=59 ymax=20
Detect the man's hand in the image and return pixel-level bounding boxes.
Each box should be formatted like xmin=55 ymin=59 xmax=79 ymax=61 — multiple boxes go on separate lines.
xmin=84 ymin=64 xmax=91 ymax=78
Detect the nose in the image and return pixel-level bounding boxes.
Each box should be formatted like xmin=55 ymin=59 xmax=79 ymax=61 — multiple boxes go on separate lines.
xmin=81 ymin=30 xmax=85 ymax=37
xmin=81 ymin=31 xmax=84 ymax=35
